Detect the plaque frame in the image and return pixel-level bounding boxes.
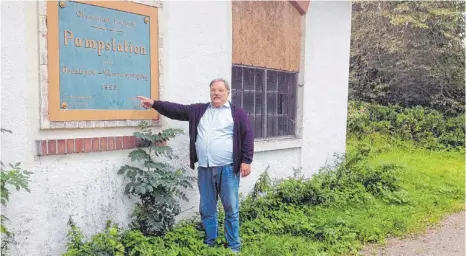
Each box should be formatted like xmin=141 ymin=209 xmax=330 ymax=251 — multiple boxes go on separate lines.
xmin=47 ymin=0 xmax=159 ymax=121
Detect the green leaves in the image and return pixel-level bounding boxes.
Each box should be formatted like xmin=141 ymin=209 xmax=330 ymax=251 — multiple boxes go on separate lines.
xmin=241 ymin=146 xmax=409 ymax=226
xmin=151 ymin=146 xmax=174 ymax=158
xmin=129 ymin=149 xmax=150 ymax=162
xmin=144 ymin=162 xmax=167 ymax=171
xmin=347 ymin=101 xmax=465 ymax=151
xmin=350 ymin=1 xmax=465 ymax=115
xmin=134 ymin=131 xmax=153 ymax=142
xmin=116 ymin=123 xmax=195 ymax=236
xmin=151 ymin=129 xmax=184 ymax=144
xmin=1 ymin=163 xmax=32 ymax=206
xmin=125 ymin=182 xmax=135 ymax=194
xmin=1 ymin=151 xmax=32 ymax=253
xmin=63 ymin=220 xmax=125 ymax=256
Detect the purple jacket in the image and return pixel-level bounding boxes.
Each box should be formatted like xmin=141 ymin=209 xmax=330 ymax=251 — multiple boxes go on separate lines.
xmin=152 ymin=100 xmax=254 ymax=173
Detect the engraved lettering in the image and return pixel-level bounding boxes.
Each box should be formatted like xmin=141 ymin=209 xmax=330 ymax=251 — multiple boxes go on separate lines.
xmin=62 ymin=31 xmax=148 ymax=56
xmin=101 ymin=84 xmax=117 ymax=90
xmin=114 ymin=17 xmax=136 ymax=28
xmin=124 ymin=40 xmax=129 ymax=53
xmin=98 ymin=41 xmax=105 ymax=56
xmin=102 ymin=70 xmax=148 ymax=81
xmin=85 ymin=39 xmax=97 ymax=49
xmin=76 ymin=11 xmax=111 ymax=23
xmin=64 ymin=30 xmax=73 ymax=46
xmin=62 ymin=66 xmax=97 ymax=75
xmin=75 ymin=38 xmax=83 ymax=47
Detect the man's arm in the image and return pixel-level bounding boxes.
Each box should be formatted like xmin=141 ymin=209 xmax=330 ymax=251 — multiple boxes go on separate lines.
xmin=152 ymin=100 xmax=191 ymax=121
xmin=240 ymin=110 xmax=254 ymax=164
xmin=136 ymin=96 xmax=191 ymax=121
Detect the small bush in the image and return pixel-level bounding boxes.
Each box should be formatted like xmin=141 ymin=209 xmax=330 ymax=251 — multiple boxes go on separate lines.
xmin=117 ymin=122 xmax=196 ymax=236
xmin=64 ymin=220 xmax=125 ymax=256
xmin=64 ymin=220 xmax=236 ymax=256
xmin=347 ymin=101 xmax=465 ymax=151
xmin=241 ymin=147 xmax=407 ymax=222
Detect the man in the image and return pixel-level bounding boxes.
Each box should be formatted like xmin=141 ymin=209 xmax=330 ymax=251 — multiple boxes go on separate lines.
xmin=136 ymin=78 xmax=253 ymax=253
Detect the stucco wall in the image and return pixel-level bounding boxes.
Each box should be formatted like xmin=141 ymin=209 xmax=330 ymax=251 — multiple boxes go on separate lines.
xmin=0 ymin=1 xmax=352 ymax=255
xmin=300 ymin=1 xmax=352 ymax=175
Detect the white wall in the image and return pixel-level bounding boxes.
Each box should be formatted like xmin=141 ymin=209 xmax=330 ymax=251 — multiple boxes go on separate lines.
xmin=1 ymin=1 xmax=145 ymax=254
xmin=0 ymin=1 xmax=352 ymax=255
xmin=300 ymin=1 xmax=352 ymax=175
xmin=0 ymin=1 xmax=233 ymax=255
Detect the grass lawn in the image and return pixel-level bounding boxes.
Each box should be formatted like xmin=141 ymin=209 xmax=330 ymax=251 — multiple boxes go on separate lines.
xmin=362 ymin=139 xmax=465 ymax=232
xmin=239 ymin=136 xmax=465 ymax=256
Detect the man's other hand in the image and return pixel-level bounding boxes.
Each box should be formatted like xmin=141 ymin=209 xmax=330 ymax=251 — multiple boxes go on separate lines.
xmin=240 ymin=163 xmax=251 ymax=178
xmin=136 ymin=96 xmax=154 ymax=109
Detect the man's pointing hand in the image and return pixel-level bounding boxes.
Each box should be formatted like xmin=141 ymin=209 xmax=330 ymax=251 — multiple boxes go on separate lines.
xmin=136 ymin=96 xmax=154 ymax=109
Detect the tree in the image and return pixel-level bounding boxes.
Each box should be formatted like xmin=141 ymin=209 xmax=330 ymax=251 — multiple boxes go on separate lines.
xmin=349 ymin=1 xmax=465 ymax=115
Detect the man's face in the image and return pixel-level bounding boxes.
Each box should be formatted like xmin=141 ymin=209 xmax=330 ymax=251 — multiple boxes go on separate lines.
xmin=210 ymin=81 xmax=229 ymax=108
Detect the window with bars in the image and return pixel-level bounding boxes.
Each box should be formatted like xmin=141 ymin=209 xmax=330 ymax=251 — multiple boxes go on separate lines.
xmin=231 ymin=65 xmax=297 ymax=139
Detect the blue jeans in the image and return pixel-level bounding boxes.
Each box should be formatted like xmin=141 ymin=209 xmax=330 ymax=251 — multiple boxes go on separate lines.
xmin=198 ymin=165 xmax=240 ymax=252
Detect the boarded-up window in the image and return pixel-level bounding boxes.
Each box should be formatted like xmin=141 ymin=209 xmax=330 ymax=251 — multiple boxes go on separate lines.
xmin=232 ymin=1 xmax=302 ymax=138
xmin=232 ymin=1 xmax=302 ymax=72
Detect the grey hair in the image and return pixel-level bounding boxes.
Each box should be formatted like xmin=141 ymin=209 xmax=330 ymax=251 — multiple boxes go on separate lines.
xmin=209 ymin=78 xmax=230 ymax=91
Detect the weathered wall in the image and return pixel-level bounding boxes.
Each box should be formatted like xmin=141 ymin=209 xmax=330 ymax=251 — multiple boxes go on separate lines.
xmin=300 ymin=1 xmax=353 ymax=175
xmin=0 ymin=0 xmax=352 ymax=255
xmin=0 ymin=1 xmax=234 ymax=255
xmin=232 ymin=1 xmax=302 ymax=72
xmin=0 ymin=1 xmax=156 ymax=255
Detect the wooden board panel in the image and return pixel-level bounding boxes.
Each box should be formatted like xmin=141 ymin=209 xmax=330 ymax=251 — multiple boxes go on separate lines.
xmin=232 ymin=1 xmax=302 ymax=72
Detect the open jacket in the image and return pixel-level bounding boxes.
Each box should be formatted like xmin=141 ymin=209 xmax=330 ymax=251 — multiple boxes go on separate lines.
xmin=152 ymin=100 xmax=254 ymax=173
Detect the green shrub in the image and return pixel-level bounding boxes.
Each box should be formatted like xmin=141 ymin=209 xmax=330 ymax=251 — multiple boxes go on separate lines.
xmin=64 ymin=220 xmax=125 ymax=256
xmin=240 ymin=147 xmax=407 ymax=223
xmin=64 ymin=220 xmax=236 ymax=256
xmin=117 ymin=122 xmax=195 ymax=236
xmin=1 ymin=128 xmax=33 ymax=254
xmin=347 ymin=101 xmax=465 ymax=151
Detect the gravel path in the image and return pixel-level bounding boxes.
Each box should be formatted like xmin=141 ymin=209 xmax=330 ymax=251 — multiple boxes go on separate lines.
xmin=361 ymin=211 xmax=465 ymax=256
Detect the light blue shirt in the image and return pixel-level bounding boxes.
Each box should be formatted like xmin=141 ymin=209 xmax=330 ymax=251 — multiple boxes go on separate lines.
xmin=195 ymin=101 xmax=234 ymax=167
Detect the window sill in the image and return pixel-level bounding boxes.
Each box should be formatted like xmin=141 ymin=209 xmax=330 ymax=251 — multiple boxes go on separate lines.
xmin=254 ymin=136 xmax=302 ymax=153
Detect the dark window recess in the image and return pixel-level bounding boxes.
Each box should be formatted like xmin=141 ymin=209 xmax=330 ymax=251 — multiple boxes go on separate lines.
xmin=231 ymin=65 xmax=297 ymax=139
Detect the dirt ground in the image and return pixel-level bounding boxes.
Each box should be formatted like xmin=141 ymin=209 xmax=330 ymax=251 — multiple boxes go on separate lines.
xmin=361 ymin=211 xmax=465 ymax=256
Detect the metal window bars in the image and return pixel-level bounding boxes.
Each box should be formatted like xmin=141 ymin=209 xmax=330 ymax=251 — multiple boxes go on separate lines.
xmin=231 ymin=65 xmax=297 ymax=139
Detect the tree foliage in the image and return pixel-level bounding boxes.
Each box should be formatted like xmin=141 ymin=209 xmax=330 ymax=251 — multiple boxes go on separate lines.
xmin=349 ymin=1 xmax=465 ymax=115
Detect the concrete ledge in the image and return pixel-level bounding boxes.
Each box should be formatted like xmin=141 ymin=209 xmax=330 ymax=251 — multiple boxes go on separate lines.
xmin=254 ymin=137 xmax=302 ymax=153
